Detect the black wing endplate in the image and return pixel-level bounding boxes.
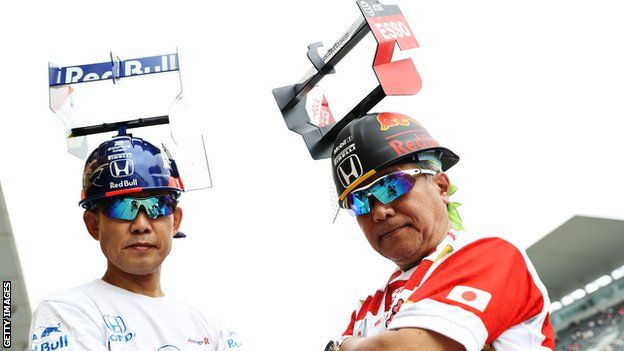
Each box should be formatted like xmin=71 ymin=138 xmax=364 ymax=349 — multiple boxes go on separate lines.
xmin=272 ymin=0 xmax=421 ymax=160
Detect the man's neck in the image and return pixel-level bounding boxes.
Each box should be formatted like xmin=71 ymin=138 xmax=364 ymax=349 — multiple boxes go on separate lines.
xmin=102 ymin=264 xmax=164 ymax=298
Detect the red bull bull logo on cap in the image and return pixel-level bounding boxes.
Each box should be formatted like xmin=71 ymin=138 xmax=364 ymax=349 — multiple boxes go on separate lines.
xmin=376 ymin=112 xmax=413 ymax=131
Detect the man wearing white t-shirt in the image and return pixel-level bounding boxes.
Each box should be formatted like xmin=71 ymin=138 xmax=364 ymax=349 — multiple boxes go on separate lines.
xmin=28 ymin=133 xmax=244 ymax=351
xmin=325 ymin=113 xmax=554 ymax=351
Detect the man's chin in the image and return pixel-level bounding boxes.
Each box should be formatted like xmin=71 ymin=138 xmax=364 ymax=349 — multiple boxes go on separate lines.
xmin=384 ymin=247 xmax=424 ymax=270
xmin=380 ymin=238 xmax=423 ymax=265
xmin=117 ymin=261 xmax=162 ymax=276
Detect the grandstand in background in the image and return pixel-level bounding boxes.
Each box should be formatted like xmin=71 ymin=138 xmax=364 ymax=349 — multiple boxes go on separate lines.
xmin=529 ymin=215 xmax=624 ymax=351
xmin=0 ymin=180 xmax=31 ymax=350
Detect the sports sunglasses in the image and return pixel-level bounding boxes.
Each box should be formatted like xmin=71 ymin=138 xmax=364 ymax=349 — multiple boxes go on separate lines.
xmin=95 ymin=194 xmax=178 ymax=221
xmin=342 ymin=168 xmax=437 ymax=216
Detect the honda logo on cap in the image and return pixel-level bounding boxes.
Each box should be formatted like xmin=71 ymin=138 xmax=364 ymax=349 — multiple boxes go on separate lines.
xmin=337 ymin=155 xmax=363 ymax=188
xmin=110 ymin=159 xmax=134 ymax=178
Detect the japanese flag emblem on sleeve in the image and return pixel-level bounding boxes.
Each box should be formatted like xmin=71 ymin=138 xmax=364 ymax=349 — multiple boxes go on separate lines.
xmin=446 ymin=286 xmax=492 ymax=312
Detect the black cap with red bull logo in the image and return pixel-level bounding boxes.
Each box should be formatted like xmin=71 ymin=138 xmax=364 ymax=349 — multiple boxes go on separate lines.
xmin=331 ymin=112 xmax=459 ymax=203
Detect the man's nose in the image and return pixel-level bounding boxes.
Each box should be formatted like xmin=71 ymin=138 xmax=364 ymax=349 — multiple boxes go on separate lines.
xmin=130 ymin=206 xmax=152 ymax=234
xmin=370 ymin=197 xmax=396 ymax=222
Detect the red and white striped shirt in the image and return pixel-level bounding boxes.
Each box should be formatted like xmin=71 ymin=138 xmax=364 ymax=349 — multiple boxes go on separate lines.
xmin=342 ymin=232 xmax=554 ymax=351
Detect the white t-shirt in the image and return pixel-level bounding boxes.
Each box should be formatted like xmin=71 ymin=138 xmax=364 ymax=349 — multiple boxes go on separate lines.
xmin=28 ymin=279 xmax=245 ymax=351
xmin=342 ymin=231 xmax=555 ymax=351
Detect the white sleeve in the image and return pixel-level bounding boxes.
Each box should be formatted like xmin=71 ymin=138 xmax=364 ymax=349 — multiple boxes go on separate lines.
xmin=28 ymin=300 xmax=107 ymax=351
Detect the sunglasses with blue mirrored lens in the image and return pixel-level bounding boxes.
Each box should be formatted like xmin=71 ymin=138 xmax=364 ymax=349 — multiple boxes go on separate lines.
xmin=96 ymin=194 xmax=178 ymax=221
xmin=342 ymin=168 xmax=437 ymax=216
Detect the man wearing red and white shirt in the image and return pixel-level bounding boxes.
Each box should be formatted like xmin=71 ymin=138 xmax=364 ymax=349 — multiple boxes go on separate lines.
xmin=340 ymin=229 xmax=554 ymax=351
xmin=326 ymin=113 xmax=554 ymax=351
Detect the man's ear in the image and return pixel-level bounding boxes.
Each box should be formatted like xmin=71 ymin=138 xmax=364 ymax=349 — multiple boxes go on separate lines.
xmin=173 ymin=207 xmax=183 ymax=236
xmin=434 ymin=172 xmax=451 ymax=205
xmin=83 ymin=211 xmax=100 ymax=241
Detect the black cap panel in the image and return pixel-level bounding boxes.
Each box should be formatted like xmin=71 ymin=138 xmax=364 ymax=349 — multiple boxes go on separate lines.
xmin=331 ymin=113 xmax=459 ymax=200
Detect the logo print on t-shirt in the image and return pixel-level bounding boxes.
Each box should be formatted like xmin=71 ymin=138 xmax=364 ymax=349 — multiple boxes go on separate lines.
xmin=226 ymin=332 xmax=243 ymax=348
xmin=31 ymin=323 xmax=69 ymax=350
xmin=187 ymin=337 xmax=211 ymax=346
xmin=385 ymin=298 xmax=404 ymax=327
xmin=103 ymin=315 xmax=135 ymax=343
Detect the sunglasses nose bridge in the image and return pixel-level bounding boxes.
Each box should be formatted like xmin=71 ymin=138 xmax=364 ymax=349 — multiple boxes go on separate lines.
xmin=368 ymin=192 xmax=398 ymax=221
xmin=129 ymin=206 xmax=153 ymax=235
xmin=124 ymin=198 xmax=150 ymax=220
xmin=135 ymin=201 xmax=159 ymax=220
xmin=136 ymin=203 xmax=147 ymax=215
xmin=368 ymin=186 xmax=390 ymax=206
xmin=368 ymin=193 xmax=386 ymax=209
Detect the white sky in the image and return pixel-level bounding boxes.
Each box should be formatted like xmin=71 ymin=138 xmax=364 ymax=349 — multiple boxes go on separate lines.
xmin=2 ymin=0 xmax=624 ymax=350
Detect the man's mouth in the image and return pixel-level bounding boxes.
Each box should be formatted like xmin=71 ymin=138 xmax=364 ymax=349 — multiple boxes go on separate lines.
xmin=125 ymin=242 xmax=156 ymax=250
xmin=381 ymin=224 xmax=410 ymax=239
